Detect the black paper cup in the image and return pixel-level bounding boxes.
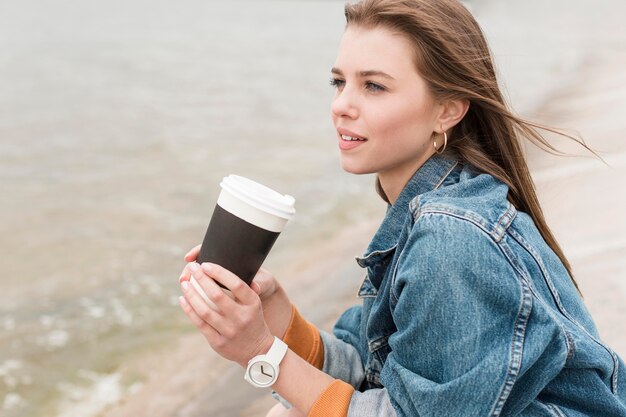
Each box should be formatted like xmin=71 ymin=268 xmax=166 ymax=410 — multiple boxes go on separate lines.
xmin=190 ymin=175 xmax=295 ymax=306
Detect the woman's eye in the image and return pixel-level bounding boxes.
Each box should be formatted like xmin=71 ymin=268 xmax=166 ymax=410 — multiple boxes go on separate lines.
xmin=329 ymin=78 xmax=345 ymax=89
xmin=365 ymin=81 xmax=385 ymax=92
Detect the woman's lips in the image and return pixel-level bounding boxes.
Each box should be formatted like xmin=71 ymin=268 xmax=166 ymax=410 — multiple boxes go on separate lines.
xmin=338 ymin=134 xmax=367 ymax=151
xmin=337 ymin=128 xmax=368 ymax=151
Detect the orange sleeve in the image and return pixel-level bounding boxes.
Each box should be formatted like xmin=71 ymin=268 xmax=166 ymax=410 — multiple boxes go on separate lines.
xmin=308 ymin=379 xmax=354 ymax=417
xmin=281 ymin=304 xmax=324 ymax=369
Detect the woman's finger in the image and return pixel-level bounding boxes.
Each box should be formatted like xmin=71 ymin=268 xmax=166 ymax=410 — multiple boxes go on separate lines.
xmin=178 ymin=295 xmax=221 ymax=340
xmin=187 ymin=263 xmax=237 ymax=313
xmin=180 ymin=245 xmax=202 ymax=282
xmin=201 ymin=263 xmax=257 ymax=305
xmin=180 ymin=279 xmax=230 ymax=335
xmin=184 ymin=244 xmax=201 ymax=262
xmin=179 ymin=264 xmax=192 ymax=283
xmin=250 ymin=268 xmax=277 ymax=299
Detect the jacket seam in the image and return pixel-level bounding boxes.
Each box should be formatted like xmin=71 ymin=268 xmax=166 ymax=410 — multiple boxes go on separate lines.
xmin=546 ymin=403 xmax=567 ymax=417
xmin=489 ymin=276 xmax=533 ymax=417
xmin=415 ymin=206 xmax=491 ymax=233
xmin=507 ymin=228 xmax=567 ymax=315
xmin=368 ymin=333 xmax=392 ymax=353
xmin=416 ymin=209 xmax=494 ymax=236
xmin=493 ymin=202 xmax=517 ymax=241
xmin=415 ymin=204 xmax=516 ymax=243
xmin=564 ymin=330 xmax=576 ymax=364
xmin=611 ymin=351 xmax=620 ymax=395
xmin=433 ymin=161 xmax=458 ymax=190
xmin=499 ymin=234 xmax=574 ymax=366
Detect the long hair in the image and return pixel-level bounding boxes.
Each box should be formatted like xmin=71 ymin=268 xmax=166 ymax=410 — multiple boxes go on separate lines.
xmin=345 ymin=0 xmax=591 ymax=293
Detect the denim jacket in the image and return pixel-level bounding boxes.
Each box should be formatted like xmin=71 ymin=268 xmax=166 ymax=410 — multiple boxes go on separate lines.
xmin=320 ymin=155 xmax=626 ymax=417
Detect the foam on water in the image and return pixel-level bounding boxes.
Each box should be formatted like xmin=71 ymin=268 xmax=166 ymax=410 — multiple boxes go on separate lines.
xmin=39 ymin=330 xmax=71 ymax=350
xmin=55 ymin=372 xmax=123 ymax=417
xmin=1 ymin=360 xmax=27 ymax=412
xmin=3 ymin=393 xmax=26 ymax=411
xmin=0 ymin=360 xmax=24 ymax=380
xmin=110 ymin=298 xmax=134 ymax=327
xmin=2 ymin=317 xmax=16 ymax=331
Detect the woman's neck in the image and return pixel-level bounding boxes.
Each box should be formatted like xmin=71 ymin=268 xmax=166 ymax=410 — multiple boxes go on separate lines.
xmin=378 ymin=151 xmax=435 ymax=205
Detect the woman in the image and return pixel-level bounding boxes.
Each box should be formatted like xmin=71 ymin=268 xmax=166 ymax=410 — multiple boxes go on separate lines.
xmin=178 ymin=0 xmax=626 ymax=416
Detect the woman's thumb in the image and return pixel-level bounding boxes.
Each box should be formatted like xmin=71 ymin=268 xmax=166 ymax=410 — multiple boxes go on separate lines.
xmin=251 ymin=281 xmax=262 ymax=294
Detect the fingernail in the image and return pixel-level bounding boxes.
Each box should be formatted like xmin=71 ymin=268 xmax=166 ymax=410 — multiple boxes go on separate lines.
xmin=181 ymin=281 xmax=190 ymax=291
xmin=201 ymin=263 xmax=213 ymax=272
xmin=188 ymin=263 xmax=199 ymax=272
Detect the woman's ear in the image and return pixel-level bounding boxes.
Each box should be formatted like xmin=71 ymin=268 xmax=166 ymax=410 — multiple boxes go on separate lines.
xmin=437 ymin=98 xmax=469 ymax=132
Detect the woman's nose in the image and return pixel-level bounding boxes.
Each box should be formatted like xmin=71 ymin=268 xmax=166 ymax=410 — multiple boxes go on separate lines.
xmin=331 ymin=89 xmax=358 ymax=120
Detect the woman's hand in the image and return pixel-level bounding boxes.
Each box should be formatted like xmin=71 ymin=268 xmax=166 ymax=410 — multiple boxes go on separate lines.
xmin=179 ymin=245 xmax=294 ymax=339
xmin=180 ymin=245 xmax=280 ymax=298
xmin=179 ymin=262 xmax=274 ymax=367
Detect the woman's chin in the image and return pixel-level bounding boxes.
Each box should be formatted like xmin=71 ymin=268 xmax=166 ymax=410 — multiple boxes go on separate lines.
xmin=340 ymin=160 xmax=374 ymax=175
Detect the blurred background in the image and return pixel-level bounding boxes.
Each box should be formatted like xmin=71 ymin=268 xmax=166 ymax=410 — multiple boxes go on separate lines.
xmin=0 ymin=0 xmax=624 ymax=416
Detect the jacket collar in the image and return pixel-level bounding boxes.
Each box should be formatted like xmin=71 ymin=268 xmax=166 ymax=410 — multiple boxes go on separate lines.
xmin=356 ymin=155 xmax=458 ymax=267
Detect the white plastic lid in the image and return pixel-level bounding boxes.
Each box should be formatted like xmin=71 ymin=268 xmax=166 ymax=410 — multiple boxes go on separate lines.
xmin=218 ymin=175 xmax=296 ymax=232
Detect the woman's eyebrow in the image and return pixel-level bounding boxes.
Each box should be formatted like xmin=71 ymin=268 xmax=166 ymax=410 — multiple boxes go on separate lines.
xmin=331 ymin=67 xmax=396 ymax=80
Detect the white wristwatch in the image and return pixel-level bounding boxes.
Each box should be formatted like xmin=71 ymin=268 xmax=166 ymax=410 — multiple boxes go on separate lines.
xmin=244 ymin=336 xmax=288 ymax=388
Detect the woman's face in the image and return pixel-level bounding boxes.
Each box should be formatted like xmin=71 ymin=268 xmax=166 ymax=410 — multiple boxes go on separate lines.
xmin=330 ymin=25 xmax=441 ymax=180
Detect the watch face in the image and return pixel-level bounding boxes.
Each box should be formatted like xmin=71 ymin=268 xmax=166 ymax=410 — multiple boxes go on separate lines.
xmin=248 ymin=360 xmax=276 ymax=387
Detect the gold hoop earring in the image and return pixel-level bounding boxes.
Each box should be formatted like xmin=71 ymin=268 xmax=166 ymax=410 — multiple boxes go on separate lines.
xmin=433 ymin=131 xmax=448 ymax=154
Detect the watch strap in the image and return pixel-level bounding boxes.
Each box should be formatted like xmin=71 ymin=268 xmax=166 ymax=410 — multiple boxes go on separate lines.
xmin=265 ymin=336 xmax=288 ymax=366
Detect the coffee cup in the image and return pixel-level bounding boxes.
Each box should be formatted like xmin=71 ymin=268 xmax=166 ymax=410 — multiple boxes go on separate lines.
xmin=190 ymin=175 xmax=295 ymax=308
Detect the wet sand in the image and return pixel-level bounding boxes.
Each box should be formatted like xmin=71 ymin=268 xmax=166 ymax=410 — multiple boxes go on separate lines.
xmin=98 ymin=45 xmax=626 ymax=417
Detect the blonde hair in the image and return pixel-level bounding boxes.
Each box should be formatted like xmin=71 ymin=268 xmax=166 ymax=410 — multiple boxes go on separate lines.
xmin=345 ymin=0 xmax=593 ymax=293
